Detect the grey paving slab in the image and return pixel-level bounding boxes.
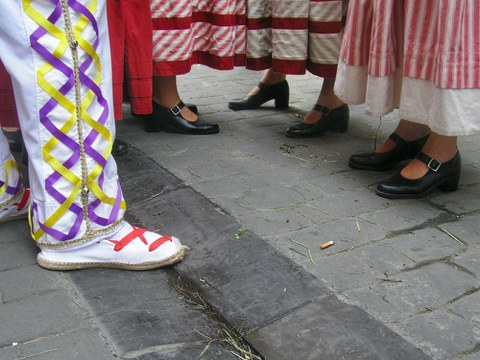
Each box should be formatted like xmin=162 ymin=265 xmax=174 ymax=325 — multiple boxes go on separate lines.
xmin=303 ymin=249 xmax=386 ymax=291
xmin=69 ymin=268 xmax=219 ymax=355
xmin=353 ymin=228 xmax=466 ymax=274
xmin=245 ymin=295 xmax=430 ymax=360
xmin=395 ymin=310 xmax=478 ymax=359
xmin=0 ymin=222 xmax=39 ymax=271
xmin=11 ymin=328 xmax=116 ymax=360
xmin=341 ymin=287 xmax=406 ymax=324
xmin=290 ymin=217 xmax=387 ymax=255
xmin=237 ymin=183 xmax=308 ymax=210
xmin=0 ymin=240 xmax=38 ymax=272
xmin=238 ymin=207 xmax=316 ymax=237
xmin=358 ymin=201 xmax=448 ymax=232
xmin=307 ymin=189 xmax=394 ymax=218
xmin=0 ymin=346 xmax=17 ymax=360
xmin=439 ymin=213 xmax=480 ymax=246
xmin=126 ymin=188 xmax=332 ymax=333
xmin=115 ymin=147 xmax=182 ymax=205
xmin=370 ymin=262 xmax=478 ymax=314
xmin=0 ymin=291 xmax=87 ymax=346
xmin=133 ymin=343 xmax=241 ymax=360
xmin=0 ymin=264 xmax=63 ymax=302
xmin=452 ymin=251 xmax=480 ymax=276
xmin=458 ymin=353 xmax=480 ymax=360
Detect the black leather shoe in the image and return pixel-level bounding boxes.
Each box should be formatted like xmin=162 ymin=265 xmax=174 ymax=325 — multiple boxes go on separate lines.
xmin=285 ymin=104 xmax=349 ymax=138
xmin=349 ymin=133 xmax=429 ymax=171
xmin=375 ymin=151 xmax=461 ymax=199
xmin=144 ymin=101 xmax=219 ymax=135
xmin=2 ymin=129 xmax=23 ymax=152
xmin=228 ymin=81 xmax=289 ymax=110
xmin=112 ymin=138 xmax=129 ymax=157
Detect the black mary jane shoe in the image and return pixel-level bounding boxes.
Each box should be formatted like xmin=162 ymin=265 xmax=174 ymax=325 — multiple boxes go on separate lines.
xmin=228 ymin=80 xmax=289 ymax=110
xmin=144 ymin=101 xmax=219 ymax=135
xmin=375 ymin=151 xmax=461 ymax=199
xmin=2 ymin=129 xmax=23 ymax=152
xmin=112 ymin=138 xmax=129 ymax=157
xmin=349 ymin=133 xmax=429 ymax=171
xmin=285 ymin=104 xmax=349 ymax=138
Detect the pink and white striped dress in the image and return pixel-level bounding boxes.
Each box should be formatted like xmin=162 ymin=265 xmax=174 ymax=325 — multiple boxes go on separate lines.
xmin=151 ymin=0 xmax=246 ymax=76
xmin=335 ymin=0 xmax=480 ymax=136
xmin=245 ymin=0 xmax=346 ymax=78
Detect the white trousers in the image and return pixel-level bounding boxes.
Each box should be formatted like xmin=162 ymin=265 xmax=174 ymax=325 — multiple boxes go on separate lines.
xmin=0 ymin=1 xmax=126 ymax=249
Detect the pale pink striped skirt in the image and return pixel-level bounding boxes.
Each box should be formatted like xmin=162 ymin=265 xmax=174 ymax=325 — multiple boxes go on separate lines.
xmin=335 ymin=0 xmax=480 ymax=136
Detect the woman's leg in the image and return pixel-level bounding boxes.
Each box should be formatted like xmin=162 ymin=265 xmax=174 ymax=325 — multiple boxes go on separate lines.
xmin=246 ymin=69 xmax=287 ymax=96
xmin=153 ymin=75 xmax=198 ymax=122
xmin=303 ymin=78 xmax=345 ymax=124
xmin=374 ymin=120 xmax=431 ymax=153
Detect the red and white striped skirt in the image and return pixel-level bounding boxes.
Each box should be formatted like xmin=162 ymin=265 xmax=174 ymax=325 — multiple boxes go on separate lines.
xmin=335 ymin=0 xmax=480 ymax=136
xmin=245 ymin=0 xmax=346 ymax=78
xmin=151 ymin=0 xmax=246 ymax=76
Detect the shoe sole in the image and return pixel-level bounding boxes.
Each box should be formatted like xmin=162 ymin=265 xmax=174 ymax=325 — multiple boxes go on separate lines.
xmin=36 ymin=247 xmax=186 ymax=271
xmin=285 ymin=131 xmax=328 ymax=138
xmin=228 ymin=104 xmax=289 ymax=111
xmin=348 ymin=161 xmax=395 ymax=171
xmin=375 ymin=174 xmax=460 ymax=199
xmin=164 ymin=124 xmax=220 ymax=135
xmin=0 ymin=212 xmax=28 ymax=224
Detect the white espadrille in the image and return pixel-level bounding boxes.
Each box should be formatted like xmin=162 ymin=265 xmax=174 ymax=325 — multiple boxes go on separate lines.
xmin=0 ymin=187 xmax=30 ymax=224
xmin=36 ymin=222 xmax=187 ymax=270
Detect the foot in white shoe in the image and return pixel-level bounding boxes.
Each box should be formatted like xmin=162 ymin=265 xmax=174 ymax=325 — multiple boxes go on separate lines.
xmin=0 ymin=187 xmax=30 ymax=224
xmin=36 ymin=222 xmax=187 ymax=270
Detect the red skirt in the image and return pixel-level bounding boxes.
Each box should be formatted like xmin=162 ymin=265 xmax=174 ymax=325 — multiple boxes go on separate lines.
xmin=0 ymin=61 xmax=19 ymax=128
xmin=108 ymin=0 xmax=153 ymax=118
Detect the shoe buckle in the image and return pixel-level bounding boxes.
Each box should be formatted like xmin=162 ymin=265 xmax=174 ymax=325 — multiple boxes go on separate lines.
xmin=427 ymin=158 xmax=441 ymax=172
xmin=313 ymin=104 xmax=331 ymax=116
xmin=170 ymin=104 xmax=182 ymax=116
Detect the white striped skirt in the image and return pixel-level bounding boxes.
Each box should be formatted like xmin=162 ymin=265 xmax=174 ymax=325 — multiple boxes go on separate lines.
xmin=245 ymin=0 xmax=346 ymax=78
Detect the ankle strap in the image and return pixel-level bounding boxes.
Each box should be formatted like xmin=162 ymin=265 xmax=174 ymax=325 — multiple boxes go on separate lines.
xmin=170 ymin=100 xmax=186 ymax=116
xmin=388 ymin=132 xmax=408 ymax=147
xmin=415 ymin=152 xmax=442 ymax=172
xmin=257 ymin=80 xmax=287 ymax=90
xmin=312 ymin=104 xmax=331 ymax=115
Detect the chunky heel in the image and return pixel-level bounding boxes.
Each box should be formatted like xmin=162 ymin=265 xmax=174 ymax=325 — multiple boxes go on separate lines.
xmin=145 ymin=120 xmax=165 ymax=133
xmin=330 ymin=117 xmax=349 ymax=133
xmin=228 ymin=80 xmax=290 ymax=110
xmin=286 ymin=104 xmax=350 ymax=138
xmin=274 ymin=92 xmax=289 ymax=109
xmin=439 ymin=173 xmax=460 ymax=192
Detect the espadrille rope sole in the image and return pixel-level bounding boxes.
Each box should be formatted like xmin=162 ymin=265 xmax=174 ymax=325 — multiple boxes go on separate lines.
xmin=0 ymin=213 xmax=28 ymax=224
xmin=36 ymin=246 xmax=187 ymax=271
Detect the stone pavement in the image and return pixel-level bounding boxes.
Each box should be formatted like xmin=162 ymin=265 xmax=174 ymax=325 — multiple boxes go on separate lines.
xmin=1 ymin=66 xmax=479 ymax=360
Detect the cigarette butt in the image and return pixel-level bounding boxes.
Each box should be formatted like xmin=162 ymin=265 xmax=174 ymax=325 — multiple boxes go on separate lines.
xmin=320 ymin=241 xmax=334 ymax=250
